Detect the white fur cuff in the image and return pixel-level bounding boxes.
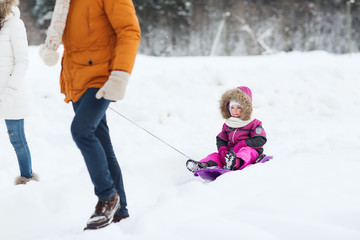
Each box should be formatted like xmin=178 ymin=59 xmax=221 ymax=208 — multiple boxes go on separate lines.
xmin=39 ymin=44 xmax=60 ymax=66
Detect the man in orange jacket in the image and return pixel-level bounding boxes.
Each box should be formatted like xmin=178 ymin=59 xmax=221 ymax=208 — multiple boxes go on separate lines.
xmin=40 ymin=0 xmax=140 ymax=230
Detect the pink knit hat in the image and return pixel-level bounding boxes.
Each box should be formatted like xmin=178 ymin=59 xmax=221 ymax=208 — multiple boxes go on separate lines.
xmin=237 ymin=86 xmax=252 ymax=101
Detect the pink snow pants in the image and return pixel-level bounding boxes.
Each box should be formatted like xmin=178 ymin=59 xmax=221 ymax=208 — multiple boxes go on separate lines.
xmin=199 ymin=147 xmax=259 ymax=170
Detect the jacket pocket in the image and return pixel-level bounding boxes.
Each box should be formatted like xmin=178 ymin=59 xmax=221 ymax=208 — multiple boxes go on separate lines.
xmin=68 ymin=50 xmax=111 ymax=91
xmin=71 ymin=49 xmax=111 ymax=66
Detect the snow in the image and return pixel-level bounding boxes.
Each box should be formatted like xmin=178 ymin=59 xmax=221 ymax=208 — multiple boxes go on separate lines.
xmin=1 ymin=47 xmax=360 ymax=239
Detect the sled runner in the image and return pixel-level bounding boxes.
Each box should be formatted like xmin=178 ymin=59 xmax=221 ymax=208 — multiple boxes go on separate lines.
xmin=194 ymin=154 xmax=273 ymax=181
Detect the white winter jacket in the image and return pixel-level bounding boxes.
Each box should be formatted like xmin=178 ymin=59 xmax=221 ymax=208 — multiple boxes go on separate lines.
xmin=0 ymin=6 xmax=29 ymax=119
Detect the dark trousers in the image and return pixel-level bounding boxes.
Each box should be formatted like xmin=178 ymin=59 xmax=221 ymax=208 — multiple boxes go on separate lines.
xmin=71 ymin=88 xmax=128 ymax=216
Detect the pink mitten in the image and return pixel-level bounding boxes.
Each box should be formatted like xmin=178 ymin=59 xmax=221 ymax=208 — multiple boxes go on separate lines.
xmin=218 ymin=146 xmax=229 ymax=161
xmin=233 ymin=140 xmax=247 ymax=152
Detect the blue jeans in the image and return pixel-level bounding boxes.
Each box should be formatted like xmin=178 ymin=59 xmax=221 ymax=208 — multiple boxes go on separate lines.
xmin=5 ymin=119 xmax=32 ymax=178
xmin=71 ymin=88 xmax=128 ymax=216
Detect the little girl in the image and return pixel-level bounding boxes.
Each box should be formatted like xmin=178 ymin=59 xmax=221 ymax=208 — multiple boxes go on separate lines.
xmin=186 ymin=86 xmax=267 ymax=172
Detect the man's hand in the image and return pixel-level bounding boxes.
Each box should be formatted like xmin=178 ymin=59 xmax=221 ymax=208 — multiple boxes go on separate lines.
xmin=96 ymin=71 xmax=130 ymax=101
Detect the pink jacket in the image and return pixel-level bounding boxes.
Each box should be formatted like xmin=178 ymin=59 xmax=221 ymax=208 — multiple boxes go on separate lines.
xmin=217 ymin=119 xmax=267 ymax=154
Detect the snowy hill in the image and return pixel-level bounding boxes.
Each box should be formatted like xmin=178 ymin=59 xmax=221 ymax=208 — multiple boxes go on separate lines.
xmin=0 ymin=47 xmax=359 ymax=240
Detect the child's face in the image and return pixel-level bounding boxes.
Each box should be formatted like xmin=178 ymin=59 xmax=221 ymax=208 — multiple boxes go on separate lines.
xmin=230 ymin=105 xmax=242 ymax=118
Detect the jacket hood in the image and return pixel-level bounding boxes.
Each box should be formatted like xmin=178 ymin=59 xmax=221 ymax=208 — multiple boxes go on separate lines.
xmin=220 ymin=86 xmax=253 ymax=120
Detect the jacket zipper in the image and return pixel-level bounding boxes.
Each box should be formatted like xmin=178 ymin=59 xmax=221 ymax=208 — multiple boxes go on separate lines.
xmin=232 ymin=129 xmax=237 ymax=144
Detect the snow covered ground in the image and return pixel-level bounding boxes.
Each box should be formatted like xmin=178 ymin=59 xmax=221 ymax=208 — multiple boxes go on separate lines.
xmin=1 ymin=47 xmax=360 ymax=240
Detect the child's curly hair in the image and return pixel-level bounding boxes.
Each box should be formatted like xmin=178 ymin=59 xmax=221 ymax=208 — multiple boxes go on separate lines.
xmin=0 ymin=0 xmax=19 ymax=30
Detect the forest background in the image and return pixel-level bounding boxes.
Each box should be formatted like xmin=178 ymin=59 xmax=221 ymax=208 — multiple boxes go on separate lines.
xmin=19 ymin=0 xmax=360 ymax=56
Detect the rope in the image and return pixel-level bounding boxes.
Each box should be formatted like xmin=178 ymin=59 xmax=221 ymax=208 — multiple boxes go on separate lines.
xmin=109 ymin=106 xmax=191 ymax=159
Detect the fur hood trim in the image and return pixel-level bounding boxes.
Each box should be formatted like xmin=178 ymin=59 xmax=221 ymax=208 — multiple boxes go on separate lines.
xmin=220 ymin=86 xmax=253 ymax=120
xmin=14 ymin=173 xmax=39 ymax=185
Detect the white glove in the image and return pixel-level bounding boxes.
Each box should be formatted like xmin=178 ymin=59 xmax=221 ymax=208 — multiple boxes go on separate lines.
xmin=39 ymin=44 xmax=60 ymax=66
xmin=95 ymin=71 xmax=130 ymax=101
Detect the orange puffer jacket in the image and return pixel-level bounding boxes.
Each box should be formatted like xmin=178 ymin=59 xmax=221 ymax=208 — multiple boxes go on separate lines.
xmin=60 ymin=0 xmax=141 ymax=103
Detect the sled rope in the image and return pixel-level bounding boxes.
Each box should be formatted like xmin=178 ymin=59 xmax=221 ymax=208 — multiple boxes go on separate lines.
xmin=109 ymin=107 xmax=191 ymax=159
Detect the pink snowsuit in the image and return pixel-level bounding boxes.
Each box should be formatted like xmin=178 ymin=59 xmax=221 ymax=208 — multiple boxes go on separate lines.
xmin=199 ymin=119 xmax=266 ymax=170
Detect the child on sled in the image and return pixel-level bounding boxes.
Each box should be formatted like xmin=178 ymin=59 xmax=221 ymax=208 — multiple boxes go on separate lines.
xmin=186 ymin=86 xmax=267 ymax=172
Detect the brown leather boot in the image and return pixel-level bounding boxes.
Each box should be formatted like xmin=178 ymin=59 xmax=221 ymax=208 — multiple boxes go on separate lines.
xmin=85 ymin=193 xmax=120 ymax=230
xmin=112 ymin=214 xmax=129 ymax=223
